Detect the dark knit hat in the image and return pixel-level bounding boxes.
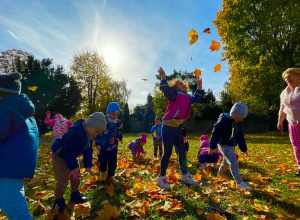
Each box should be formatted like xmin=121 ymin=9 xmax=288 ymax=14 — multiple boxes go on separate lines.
xmin=0 ymin=72 xmax=22 ymax=94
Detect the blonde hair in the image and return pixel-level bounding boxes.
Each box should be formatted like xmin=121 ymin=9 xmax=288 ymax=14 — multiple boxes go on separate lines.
xmin=282 ymin=68 xmax=300 ymax=79
xmin=168 ymin=78 xmax=190 ymax=92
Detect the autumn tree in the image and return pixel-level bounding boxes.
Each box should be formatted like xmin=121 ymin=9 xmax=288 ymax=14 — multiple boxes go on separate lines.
xmin=214 ymin=0 xmax=300 ymax=114
xmin=70 ymin=49 xmax=131 ymax=116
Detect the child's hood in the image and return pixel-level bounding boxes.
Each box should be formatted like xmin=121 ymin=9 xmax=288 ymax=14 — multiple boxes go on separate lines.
xmin=0 ymin=94 xmax=35 ymax=118
xmin=69 ymin=119 xmax=85 ymax=132
xmin=54 ymin=113 xmax=63 ymax=119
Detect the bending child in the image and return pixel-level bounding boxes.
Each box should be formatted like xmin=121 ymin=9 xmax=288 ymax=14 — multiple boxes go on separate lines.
xmin=197 ymin=135 xmax=219 ymax=170
xmin=208 ymin=102 xmax=252 ymax=190
xmin=156 ymin=67 xmax=203 ymax=189
xmin=129 ymin=133 xmax=147 ymax=159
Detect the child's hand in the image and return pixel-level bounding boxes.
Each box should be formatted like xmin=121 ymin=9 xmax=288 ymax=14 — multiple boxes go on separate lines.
xmin=157 ymin=136 xmax=161 ymax=139
xmin=46 ymin=111 xmax=51 ymax=116
xmin=85 ymin=168 xmax=95 ymax=176
xmin=119 ymin=124 xmax=123 ymax=129
xmin=69 ymin=168 xmax=81 ymax=180
xmin=96 ymin=145 xmax=101 ymax=151
xmin=208 ymin=148 xmax=216 ymax=155
xmin=107 ymin=148 xmax=112 ymax=151
xmin=157 ymin=67 xmax=166 ymax=80
xmin=277 ymin=122 xmax=283 ymax=131
xmin=196 ymin=77 xmax=202 ymax=90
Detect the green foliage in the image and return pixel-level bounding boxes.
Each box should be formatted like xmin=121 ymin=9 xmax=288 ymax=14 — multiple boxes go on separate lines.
xmin=123 ymin=103 xmax=131 ymax=133
xmin=14 ymin=55 xmax=82 ymax=132
xmin=214 ymin=0 xmax=300 ymax=115
xmin=153 ymin=87 xmax=168 ymax=118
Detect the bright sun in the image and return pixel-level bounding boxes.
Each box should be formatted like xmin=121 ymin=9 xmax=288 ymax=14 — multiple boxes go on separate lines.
xmin=103 ymin=47 xmax=120 ymax=66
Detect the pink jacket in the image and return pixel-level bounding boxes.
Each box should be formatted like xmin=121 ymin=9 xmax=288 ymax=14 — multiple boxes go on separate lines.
xmin=280 ymin=85 xmax=300 ymax=122
xmin=198 ymin=135 xmax=210 ymax=156
xmin=44 ymin=114 xmax=73 ymax=138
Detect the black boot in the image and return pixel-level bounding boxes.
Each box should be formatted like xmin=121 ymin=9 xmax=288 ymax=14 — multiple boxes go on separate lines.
xmin=295 ymin=169 xmax=300 ymax=177
xmin=70 ymin=191 xmax=86 ymax=204
xmin=53 ymin=198 xmax=67 ymax=213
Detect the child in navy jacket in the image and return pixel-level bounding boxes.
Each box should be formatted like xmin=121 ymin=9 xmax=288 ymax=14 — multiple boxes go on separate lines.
xmin=96 ymin=102 xmax=123 ymax=184
xmin=51 ymin=112 xmax=106 ymax=213
xmin=209 ymin=102 xmax=252 ymax=190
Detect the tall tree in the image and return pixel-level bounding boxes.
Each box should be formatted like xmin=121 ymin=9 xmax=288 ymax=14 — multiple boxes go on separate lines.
xmin=123 ymin=103 xmax=131 ymax=133
xmin=213 ymin=0 xmax=300 ymax=114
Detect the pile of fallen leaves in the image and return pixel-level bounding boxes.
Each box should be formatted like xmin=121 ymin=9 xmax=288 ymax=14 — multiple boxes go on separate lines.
xmin=1 ymin=133 xmax=300 ymax=219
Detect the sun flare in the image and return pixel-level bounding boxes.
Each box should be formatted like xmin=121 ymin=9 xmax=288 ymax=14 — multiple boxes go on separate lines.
xmin=103 ymin=47 xmax=120 ymax=66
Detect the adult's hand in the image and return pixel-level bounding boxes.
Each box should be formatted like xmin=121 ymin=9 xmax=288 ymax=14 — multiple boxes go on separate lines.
xmin=208 ymin=148 xmax=216 ymax=155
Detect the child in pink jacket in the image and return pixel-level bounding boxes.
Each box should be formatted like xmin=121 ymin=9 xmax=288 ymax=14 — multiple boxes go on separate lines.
xmin=44 ymin=111 xmax=73 ymax=140
xmin=198 ymin=135 xmax=220 ymax=170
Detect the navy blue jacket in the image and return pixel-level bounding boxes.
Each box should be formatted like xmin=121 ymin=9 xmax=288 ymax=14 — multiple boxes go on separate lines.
xmin=209 ymin=113 xmax=247 ymax=152
xmin=0 ymin=94 xmax=39 ymax=178
xmin=95 ymin=115 xmax=122 ymax=151
xmin=52 ymin=119 xmax=93 ymax=170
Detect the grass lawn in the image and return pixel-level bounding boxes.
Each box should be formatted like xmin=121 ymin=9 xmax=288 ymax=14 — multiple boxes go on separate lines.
xmin=1 ymin=132 xmax=300 ymax=219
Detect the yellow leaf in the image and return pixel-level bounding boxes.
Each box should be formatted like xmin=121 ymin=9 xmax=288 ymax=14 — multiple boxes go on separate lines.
xmin=193 ymin=172 xmax=202 ymax=181
xmin=209 ymin=40 xmax=221 ymax=52
xmin=106 ymin=183 xmax=114 ymax=197
xmin=138 ymin=199 xmax=150 ymax=218
xmin=214 ymin=64 xmax=221 ymax=72
xmin=74 ymin=202 xmax=91 ymax=218
xmin=153 ymin=130 xmax=157 ymax=138
xmin=28 ymin=86 xmax=38 ymax=91
xmin=33 ymin=190 xmax=54 ymax=200
xmin=95 ymin=200 xmax=121 ymax=220
xmin=188 ymin=29 xmax=198 ymax=45
xmin=187 ymin=163 xmax=192 ymax=168
xmin=126 ymin=189 xmax=133 ymax=197
xmin=194 ymin=69 xmax=202 ymax=78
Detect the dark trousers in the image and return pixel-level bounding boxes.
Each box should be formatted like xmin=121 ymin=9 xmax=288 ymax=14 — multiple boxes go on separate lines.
xmin=198 ymin=153 xmax=219 ymax=164
xmin=153 ymin=140 xmax=163 ymax=157
xmin=98 ymin=148 xmax=118 ymax=177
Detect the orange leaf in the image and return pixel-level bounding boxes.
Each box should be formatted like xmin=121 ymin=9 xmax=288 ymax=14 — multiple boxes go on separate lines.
xmin=74 ymin=202 xmax=91 ymax=218
xmin=214 ymin=64 xmax=221 ymax=72
xmin=194 ymin=69 xmax=202 ymax=78
xmin=106 ymin=183 xmax=115 ymax=197
xmin=193 ymin=172 xmax=202 ymax=181
xmin=203 ymin=28 xmax=211 ymax=34
xmin=188 ymin=29 xmax=198 ymax=45
xmin=209 ymin=40 xmax=221 ymax=52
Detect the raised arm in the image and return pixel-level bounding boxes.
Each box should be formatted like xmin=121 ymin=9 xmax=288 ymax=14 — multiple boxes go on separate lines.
xmin=158 ymin=67 xmax=177 ymax=101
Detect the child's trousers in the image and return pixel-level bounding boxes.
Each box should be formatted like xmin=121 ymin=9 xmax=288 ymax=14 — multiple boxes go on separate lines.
xmin=289 ymin=123 xmax=300 ymax=169
xmin=52 ymin=153 xmax=80 ymax=199
xmin=198 ymin=153 xmax=219 ymax=163
xmin=218 ymin=144 xmax=242 ymax=184
xmin=0 ymin=178 xmax=33 ymax=220
xmin=153 ymin=140 xmax=163 ymax=157
xmin=98 ymin=148 xmax=118 ymax=177
xmin=160 ymin=125 xmax=188 ymax=176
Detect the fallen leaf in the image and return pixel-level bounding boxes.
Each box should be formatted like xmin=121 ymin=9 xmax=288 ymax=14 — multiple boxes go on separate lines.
xmin=95 ymin=200 xmax=121 ymax=220
xmin=193 ymin=172 xmax=202 ymax=181
xmin=106 ymin=183 xmax=115 ymax=197
xmin=188 ymin=29 xmax=198 ymax=45
xmin=74 ymin=202 xmax=91 ymax=218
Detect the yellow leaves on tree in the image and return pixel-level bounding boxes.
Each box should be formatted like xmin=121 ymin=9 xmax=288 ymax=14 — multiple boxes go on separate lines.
xmin=214 ymin=64 xmax=222 ymax=72
xmin=28 ymin=86 xmax=38 ymax=91
xmin=209 ymin=40 xmax=221 ymax=52
xmin=194 ymin=69 xmax=202 ymax=78
xmin=188 ymin=29 xmax=198 ymax=45
xmin=95 ymin=200 xmax=121 ymax=220
xmin=73 ymin=202 xmax=91 ymax=218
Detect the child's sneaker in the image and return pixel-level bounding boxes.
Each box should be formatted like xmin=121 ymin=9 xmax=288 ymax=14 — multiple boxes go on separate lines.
xmin=179 ymin=174 xmax=197 ymax=185
xmin=53 ymin=198 xmax=68 ymax=213
xmin=99 ymin=171 xmax=107 ymax=181
xmin=199 ymin=163 xmax=207 ymax=170
xmin=238 ymin=181 xmax=253 ymax=191
xmin=156 ymin=176 xmax=170 ymax=189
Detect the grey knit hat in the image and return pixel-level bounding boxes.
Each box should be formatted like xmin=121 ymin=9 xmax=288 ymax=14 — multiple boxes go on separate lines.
xmin=230 ymin=102 xmax=248 ymax=118
xmin=86 ymin=112 xmax=107 ymax=130
xmin=0 ymin=72 xmax=22 ymax=94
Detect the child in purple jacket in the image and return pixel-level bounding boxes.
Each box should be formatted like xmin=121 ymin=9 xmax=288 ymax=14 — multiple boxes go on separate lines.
xmin=155 ymin=67 xmax=203 ymax=189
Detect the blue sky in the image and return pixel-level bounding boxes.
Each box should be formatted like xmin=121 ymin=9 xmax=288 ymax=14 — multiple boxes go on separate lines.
xmin=0 ymin=0 xmax=228 ymax=108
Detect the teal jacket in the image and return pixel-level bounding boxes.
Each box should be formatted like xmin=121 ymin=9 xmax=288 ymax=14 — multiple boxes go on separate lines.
xmin=0 ymin=94 xmax=39 ymax=178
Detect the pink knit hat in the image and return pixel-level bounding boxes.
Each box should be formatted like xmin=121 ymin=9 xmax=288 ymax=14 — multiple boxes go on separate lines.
xmin=200 ymin=135 xmax=209 ymax=142
xmin=139 ymin=133 xmax=147 ymax=143
xmin=200 ymin=140 xmax=209 ymax=148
